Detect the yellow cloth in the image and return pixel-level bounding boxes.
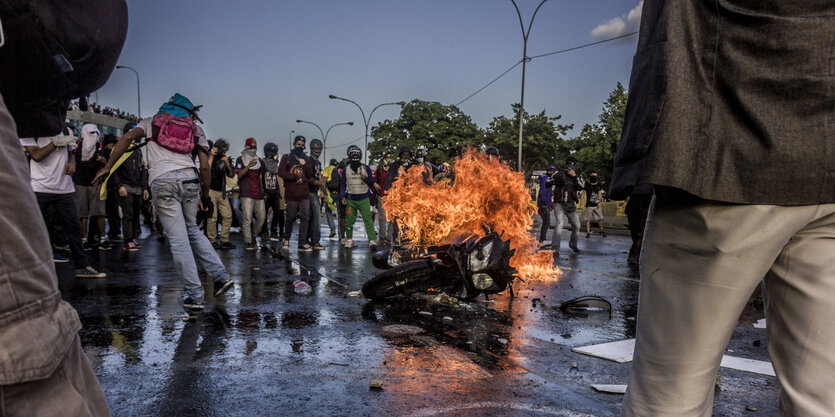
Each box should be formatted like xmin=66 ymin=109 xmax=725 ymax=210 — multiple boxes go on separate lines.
xmin=98 ymin=148 xmax=137 ymax=200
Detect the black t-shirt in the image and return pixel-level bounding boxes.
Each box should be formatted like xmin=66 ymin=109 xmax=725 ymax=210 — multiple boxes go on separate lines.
xmin=308 ymin=158 xmax=322 ymax=193
xmin=585 ymin=182 xmax=601 ymax=207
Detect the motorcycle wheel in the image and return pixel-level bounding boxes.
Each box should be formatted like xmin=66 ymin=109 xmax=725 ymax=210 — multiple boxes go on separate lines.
xmin=361 ymin=259 xmax=442 ymax=300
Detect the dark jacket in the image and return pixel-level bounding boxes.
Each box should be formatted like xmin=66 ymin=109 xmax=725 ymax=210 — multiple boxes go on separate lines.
xmin=73 ymin=147 xmax=104 ymax=186
xmin=609 ymin=1 xmax=835 ymax=204
xmin=553 ymin=170 xmax=583 ymax=211
xmin=110 ymin=150 xmax=148 ymax=191
xmin=278 ymin=153 xmax=313 ymax=201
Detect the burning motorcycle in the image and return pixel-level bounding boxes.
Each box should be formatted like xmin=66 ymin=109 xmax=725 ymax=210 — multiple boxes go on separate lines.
xmin=362 ymin=229 xmax=517 ymax=300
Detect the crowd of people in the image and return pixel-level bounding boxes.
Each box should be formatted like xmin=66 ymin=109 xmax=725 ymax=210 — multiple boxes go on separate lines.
xmin=69 ymin=100 xmax=139 ymax=123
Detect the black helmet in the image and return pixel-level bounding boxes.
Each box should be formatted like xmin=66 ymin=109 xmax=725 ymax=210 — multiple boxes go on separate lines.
xmin=415 ymin=147 xmax=427 ymax=158
xmin=264 ymin=142 xmax=278 ymax=157
xmin=347 ymin=145 xmax=362 ymax=161
xmin=398 ymin=145 xmax=413 ymax=157
xmin=485 ymin=146 xmax=499 ymax=156
xmin=329 ymin=158 xmax=338 ymax=166
xmin=310 ymin=139 xmax=323 ymax=150
xmin=215 ymin=138 xmax=229 ymax=150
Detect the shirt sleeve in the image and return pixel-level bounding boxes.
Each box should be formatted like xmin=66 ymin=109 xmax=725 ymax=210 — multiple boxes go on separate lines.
xmin=194 ymin=125 xmax=209 ymax=149
xmin=234 ymin=157 xmax=243 ymax=172
xmin=20 ymin=138 xmax=37 ymax=147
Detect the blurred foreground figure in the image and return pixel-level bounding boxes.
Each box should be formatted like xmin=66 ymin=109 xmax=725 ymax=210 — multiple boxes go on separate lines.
xmin=0 ymin=1 xmax=129 ymax=415
xmin=610 ymin=2 xmax=835 ymax=416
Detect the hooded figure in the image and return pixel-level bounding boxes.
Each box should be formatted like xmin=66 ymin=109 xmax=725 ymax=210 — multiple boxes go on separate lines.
xmin=80 ymin=123 xmax=101 ymax=162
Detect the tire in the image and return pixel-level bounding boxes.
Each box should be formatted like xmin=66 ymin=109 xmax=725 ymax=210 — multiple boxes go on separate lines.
xmin=362 ymin=259 xmax=442 ymax=300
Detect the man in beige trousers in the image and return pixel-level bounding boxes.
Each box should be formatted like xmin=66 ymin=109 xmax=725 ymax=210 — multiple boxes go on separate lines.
xmin=610 ymin=1 xmax=835 ymax=416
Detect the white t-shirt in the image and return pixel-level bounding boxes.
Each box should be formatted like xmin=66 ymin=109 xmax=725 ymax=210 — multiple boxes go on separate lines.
xmin=20 ymin=136 xmax=75 ymax=194
xmin=136 ymin=117 xmax=208 ymax=184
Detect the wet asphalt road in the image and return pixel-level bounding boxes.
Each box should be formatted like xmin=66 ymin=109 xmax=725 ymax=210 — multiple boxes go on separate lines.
xmin=54 ymin=223 xmax=780 ymax=416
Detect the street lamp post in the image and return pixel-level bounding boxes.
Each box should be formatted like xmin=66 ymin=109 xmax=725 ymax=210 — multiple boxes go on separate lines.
xmin=296 ymin=120 xmax=354 ymax=165
xmin=510 ymin=0 xmax=548 ymax=173
xmin=115 ymin=65 xmax=141 ymax=119
xmin=329 ymin=95 xmax=406 ymax=164
xmin=289 ymin=130 xmax=295 ymax=151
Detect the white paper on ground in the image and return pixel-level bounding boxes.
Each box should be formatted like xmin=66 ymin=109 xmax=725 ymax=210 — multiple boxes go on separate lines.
xmin=571 ymin=339 xmax=635 ymax=363
xmin=591 ymin=384 xmax=627 ymax=394
xmin=574 ymin=339 xmax=775 ymax=377
xmin=720 ymin=355 xmax=776 ymax=377
xmin=754 ymin=318 xmax=767 ymax=329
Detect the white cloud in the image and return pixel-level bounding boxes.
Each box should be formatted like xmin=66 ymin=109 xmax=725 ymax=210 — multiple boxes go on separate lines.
xmin=591 ymin=1 xmax=643 ymax=39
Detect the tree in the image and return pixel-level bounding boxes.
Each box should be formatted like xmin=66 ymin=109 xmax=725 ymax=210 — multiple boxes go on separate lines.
xmin=368 ymin=100 xmax=482 ymax=164
xmin=482 ymin=104 xmax=573 ymax=175
xmin=567 ymin=82 xmax=628 ymax=186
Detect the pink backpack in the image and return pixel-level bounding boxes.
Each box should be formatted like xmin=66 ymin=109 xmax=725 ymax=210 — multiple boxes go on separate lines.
xmin=151 ymin=113 xmax=197 ymax=154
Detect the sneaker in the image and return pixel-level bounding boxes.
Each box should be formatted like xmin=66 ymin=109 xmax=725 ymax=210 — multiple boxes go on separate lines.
xmin=245 ymin=241 xmax=257 ymax=251
xmin=259 ymin=232 xmax=270 ymax=240
xmin=221 ymin=241 xmax=236 ymax=249
xmin=183 ymin=297 xmax=204 ymax=310
xmin=132 ymin=239 xmax=142 ymax=248
xmin=98 ymin=239 xmax=113 ymax=250
xmin=75 ymin=266 xmax=106 ymax=278
xmin=53 ymin=253 xmax=70 ymax=263
xmin=599 ymin=231 xmax=607 ymax=237
xmin=110 ymin=235 xmax=124 ymax=242
xmin=270 ymin=232 xmax=281 ymax=241
xmin=369 ymin=240 xmax=377 ymax=250
xmin=299 ymin=243 xmax=313 ymax=252
xmin=570 ymin=245 xmax=580 ymax=253
xmin=585 ymin=233 xmax=591 ymax=239
xmin=312 ymin=243 xmax=325 ymax=250
xmin=283 ymin=240 xmax=290 ymax=250
xmin=329 ymin=230 xmax=336 ymax=238
xmin=212 ymin=241 xmax=221 ymax=249
xmin=123 ymin=242 xmax=139 ymax=252
xmin=343 ymin=239 xmax=357 ymax=248
xmin=83 ymin=240 xmax=93 ymax=251
xmin=214 ymin=278 xmax=234 ymax=296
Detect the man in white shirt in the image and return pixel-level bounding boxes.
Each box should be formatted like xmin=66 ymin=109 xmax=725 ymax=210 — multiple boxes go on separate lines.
xmin=95 ymin=93 xmax=233 ymax=311
xmin=21 ymin=128 xmax=106 ymax=278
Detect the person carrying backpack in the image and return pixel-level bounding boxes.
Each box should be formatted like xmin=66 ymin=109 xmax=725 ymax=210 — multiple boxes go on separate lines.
xmin=339 ymin=146 xmax=379 ymax=249
xmin=94 ymin=93 xmax=234 ymax=311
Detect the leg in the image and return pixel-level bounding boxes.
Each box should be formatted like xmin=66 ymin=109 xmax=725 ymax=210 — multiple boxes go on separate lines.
xmin=277 ymin=209 xmax=286 ymax=235
xmin=376 ymin=200 xmax=387 ymax=241
xmin=337 ymin=202 xmax=346 ymax=240
xmin=308 ymin=192 xmax=321 ymax=244
xmin=217 ymin=195 xmax=232 ymax=243
xmin=297 ymin=200 xmax=310 ymax=243
xmin=179 ymin=179 xmax=230 ymax=283
xmin=552 ymin=205 xmax=566 ymax=250
xmin=253 ymin=199 xmax=266 ymax=243
xmin=106 ymin=193 xmax=121 ymax=239
xmin=241 ymin=197 xmax=254 ymax=244
xmin=119 ymin=195 xmax=135 ymax=241
xmin=622 ymin=199 xmax=818 ymax=416
xmin=207 ymin=190 xmax=221 ymax=242
xmin=568 ymin=211 xmax=580 ymax=250
xmin=283 ymin=200 xmax=298 ymax=240
xmin=345 ymin=200 xmax=358 ymax=239
xmin=151 ymin=175 xmax=204 ymax=303
xmin=538 ymin=205 xmax=550 ymax=243
xmin=761 ymin=208 xmax=835 ymax=416
xmin=358 ymin=198 xmax=377 ymax=242
xmin=52 ymin=194 xmax=89 ymax=268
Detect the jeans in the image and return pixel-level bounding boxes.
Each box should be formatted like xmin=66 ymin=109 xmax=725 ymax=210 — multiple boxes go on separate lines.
xmin=307 ymin=192 xmax=321 ymax=244
xmin=230 ymin=197 xmax=242 ymax=227
xmin=106 ymin=191 xmax=121 ymax=239
xmin=151 ymin=169 xmax=230 ymax=303
xmin=264 ymin=192 xmax=284 ymax=234
xmin=554 ymin=204 xmax=580 ymax=250
xmin=537 ymin=204 xmax=552 ymax=243
xmin=35 ymin=192 xmax=88 ymax=268
xmin=284 ymin=199 xmax=309 ymax=243
xmin=240 ymin=197 xmax=265 ymax=244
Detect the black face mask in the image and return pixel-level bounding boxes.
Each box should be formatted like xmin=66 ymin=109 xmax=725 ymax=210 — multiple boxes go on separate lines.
xmin=590 ymin=176 xmax=598 ymax=183
xmin=349 ymin=160 xmax=362 ymax=171
xmin=311 ymin=148 xmax=322 ymax=157
xmin=292 ymin=148 xmax=306 ymax=158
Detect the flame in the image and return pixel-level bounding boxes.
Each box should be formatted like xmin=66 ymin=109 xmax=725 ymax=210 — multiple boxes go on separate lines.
xmin=383 ymin=150 xmax=560 ymax=280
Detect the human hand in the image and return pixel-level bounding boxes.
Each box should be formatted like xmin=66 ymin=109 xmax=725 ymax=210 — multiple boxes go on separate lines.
xmin=64 ymin=161 xmax=76 ymax=176
xmin=360 ymin=171 xmax=368 ymax=180
xmin=200 ymin=197 xmax=213 ymax=213
xmin=118 ymin=186 xmax=127 ymax=197
xmin=143 ymin=190 xmax=150 ymax=201
xmin=92 ymin=166 xmax=110 ymax=186
xmin=96 ymin=154 xmax=107 ymax=164
xmin=211 ymin=147 xmax=218 ymax=156
xmin=341 ymin=198 xmax=347 ymax=205
xmin=374 ymin=183 xmax=382 ymax=193
xmin=566 ymin=168 xmax=576 ymax=177
xmin=247 ymin=159 xmax=258 ymax=168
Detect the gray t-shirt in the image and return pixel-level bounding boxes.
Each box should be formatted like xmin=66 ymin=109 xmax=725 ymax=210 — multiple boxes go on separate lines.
xmin=136 ymin=117 xmax=208 ymax=184
xmin=20 ymin=136 xmax=75 ymax=194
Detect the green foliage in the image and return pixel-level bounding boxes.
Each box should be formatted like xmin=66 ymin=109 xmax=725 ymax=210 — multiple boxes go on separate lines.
xmin=368 ymin=100 xmax=482 ymax=164
xmin=482 ymin=104 xmax=573 ymax=175
xmin=567 ymin=82 xmax=628 ymax=185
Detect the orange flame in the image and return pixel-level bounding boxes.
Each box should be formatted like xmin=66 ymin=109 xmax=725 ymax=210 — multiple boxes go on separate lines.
xmin=383 ymin=150 xmax=560 ymax=281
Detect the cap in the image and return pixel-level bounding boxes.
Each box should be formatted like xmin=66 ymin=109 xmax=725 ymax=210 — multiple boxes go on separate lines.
xmin=245 ymin=138 xmax=257 ymax=148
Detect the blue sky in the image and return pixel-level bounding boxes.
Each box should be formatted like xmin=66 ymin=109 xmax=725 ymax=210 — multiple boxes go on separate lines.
xmin=96 ymin=0 xmax=642 ymax=159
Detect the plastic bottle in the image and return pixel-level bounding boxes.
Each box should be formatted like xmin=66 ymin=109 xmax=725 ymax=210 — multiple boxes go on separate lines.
xmin=293 ymin=280 xmax=312 ymax=295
